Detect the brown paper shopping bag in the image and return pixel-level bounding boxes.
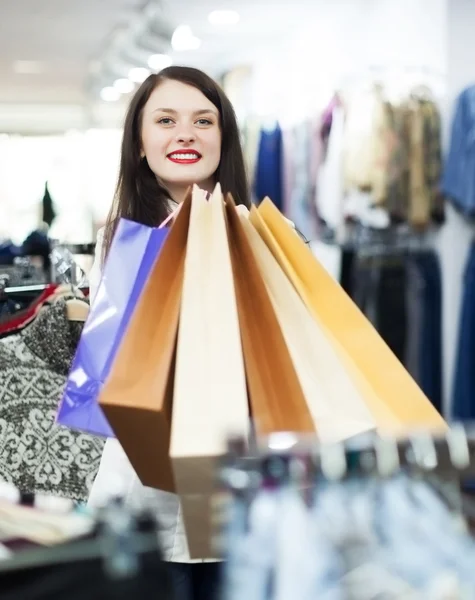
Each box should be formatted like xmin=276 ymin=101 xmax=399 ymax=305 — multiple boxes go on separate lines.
xmin=170 ymin=185 xmax=250 ymax=557
xmin=239 ymin=213 xmax=376 ymax=443
xmin=225 ymin=195 xmax=315 ymax=436
xmin=98 ymin=190 xmax=193 ymax=493
xmin=253 ymin=198 xmax=446 ymax=435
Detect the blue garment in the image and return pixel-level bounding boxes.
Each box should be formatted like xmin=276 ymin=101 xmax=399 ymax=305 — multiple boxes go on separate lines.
xmin=0 ymin=242 xmax=20 ymax=265
xmin=452 ymin=242 xmax=475 ymax=420
xmin=254 ymin=124 xmax=283 ymax=212
xmin=167 ymin=562 xmax=222 ymax=600
xmin=414 ymin=252 xmax=443 ymax=414
xmin=287 ymin=122 xmax=319 ymax=241
xmin=441 ymin=85 xmax=475 ymax=216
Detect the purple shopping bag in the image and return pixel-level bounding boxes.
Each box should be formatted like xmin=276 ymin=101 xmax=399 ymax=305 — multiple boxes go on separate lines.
xmin=56 ymin=218 xmax=169 ymax=438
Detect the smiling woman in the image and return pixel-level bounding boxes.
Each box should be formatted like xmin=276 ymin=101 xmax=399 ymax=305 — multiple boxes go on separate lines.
xmin=141 ymin=80 xmax=222 ymax=202
xmin=87 ymin=65 xmax=251 ymax=600
xmin=100 ymin=66 xmax=250 ymax=263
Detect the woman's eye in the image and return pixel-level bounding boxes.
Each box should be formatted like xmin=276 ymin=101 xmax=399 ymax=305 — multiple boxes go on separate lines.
xmin=196 ymin=118 xmax=212 ymax=126
xmin=157 ymin=117 xmax=174 ymax=125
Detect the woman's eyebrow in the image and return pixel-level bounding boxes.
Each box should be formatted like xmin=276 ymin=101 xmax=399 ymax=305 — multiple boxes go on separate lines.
xmin=152 ymin=107 xmax=218 ymax=116
xmin=193 ymin=108 xmax=218 ymax=116
xmin=152 ymin=107 xmax=177 ymax=114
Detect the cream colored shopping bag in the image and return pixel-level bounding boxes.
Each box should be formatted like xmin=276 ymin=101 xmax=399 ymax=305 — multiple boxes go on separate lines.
xmin=252 ymin=198 xmax=446 ymax=434
xmin=170 ymin=185 xmax=250 ymax=558
xmin=225 ymin=195 xmax=316 ymax=437
xmin=239 ymin=212 xmax=376 ymax=443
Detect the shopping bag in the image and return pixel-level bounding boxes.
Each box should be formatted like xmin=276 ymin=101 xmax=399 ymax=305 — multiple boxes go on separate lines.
xmin=239 ymin=212 xmax=376 ymax=443
xmin=225 ymin=194 xmax=315 ymax=436
xmin=98 ymin=190 xmax=193 ymax=492
xmin=57 ymin=219 xmax=169 ymax=438
xmin=252 ymin=198 xmax=447 ymax=434
xmin=170 ymin=185 xmax=250 ymax=557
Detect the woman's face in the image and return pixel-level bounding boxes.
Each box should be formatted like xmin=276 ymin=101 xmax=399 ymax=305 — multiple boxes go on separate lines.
xmin=141 ymin=79 xmax=222 ymax=201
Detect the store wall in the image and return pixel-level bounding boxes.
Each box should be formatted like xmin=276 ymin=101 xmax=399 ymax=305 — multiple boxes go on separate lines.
xmin=245 ymin=0 xmax=447 ymax=122
xmin=0 ymin=129 xmax=122 ymax=244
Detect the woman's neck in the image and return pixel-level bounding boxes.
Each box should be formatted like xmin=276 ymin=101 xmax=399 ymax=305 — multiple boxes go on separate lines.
xmin=166 ymin=178 xmax=215 ymax=204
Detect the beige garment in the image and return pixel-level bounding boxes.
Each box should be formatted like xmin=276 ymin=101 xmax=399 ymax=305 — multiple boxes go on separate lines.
xmin=408 ymin=100 xmax=431 ymax=227
xmin=343 ymin=85 xmax=391 ymax=205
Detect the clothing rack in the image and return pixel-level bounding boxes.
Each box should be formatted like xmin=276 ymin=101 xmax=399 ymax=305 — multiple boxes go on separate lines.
xmin=222 ymin=425 xmax=475 ymax=487
xmin=0 ymin=502 xmax=173 ymax=600
xmin=219 ymin=427 xmax=475 ymax=599
xmin=3 ymin=282 xmax=89 ymax=295
xmin=0 ymin=511 xmax=158 ymax=576
xmin=62 ymin=243 xmax=95 ymax=256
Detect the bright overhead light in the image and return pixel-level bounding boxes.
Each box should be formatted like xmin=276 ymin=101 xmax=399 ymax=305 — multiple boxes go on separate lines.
xmin=114 ymin=78 xmax=135 ymax=94
xmin=148 ymin=53 xmax=173 ymax=71
xmin=128 ymin=67 xmax=151 ymax=83
xmin=100 ymin=86 xmax=120 ymax=102
xmin=208 ymin=10 xmax=240 ymax=25
xmin=171 ymin=25 xmax=201 ymax=51
xmin=13 ymin=60 xmax=45 ymax=74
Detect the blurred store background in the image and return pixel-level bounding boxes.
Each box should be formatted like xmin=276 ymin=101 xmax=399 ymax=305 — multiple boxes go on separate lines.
xmin=0 ymin=0 xmax=474 ymax=419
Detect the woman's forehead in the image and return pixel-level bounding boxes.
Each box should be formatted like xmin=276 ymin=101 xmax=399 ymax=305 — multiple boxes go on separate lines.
xmin=145 ymin=80 xmax=217 ymax=114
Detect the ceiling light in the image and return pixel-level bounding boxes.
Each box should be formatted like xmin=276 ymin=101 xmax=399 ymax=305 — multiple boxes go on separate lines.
xmin=128 ymin=67 xmax=151 ymax=83
xmin=171 ymin=25 xmax=201 ymax=51
xmin=100 ymin=86 xmax=120 ymax=102
xmin=208 ymin=10 xmax=240 ymax=25
xmin=13 ymin=60 xmax=44 ymax=74
xmin=114 ymin=78 xmax=135 ymax=94
xmin=148 ymin=53 xmax=173 ymax=71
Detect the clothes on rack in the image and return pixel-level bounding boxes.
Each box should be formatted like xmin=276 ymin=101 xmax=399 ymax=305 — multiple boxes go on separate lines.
xmin=342 ymin=245 xmax=443 ymax=413
xmin=246 ymin=82 xmax=444 ymax=248
xmin=0 ymin=229 xmax=52 ymax=271
xmin=0 ymin=284 xmax=59 ymax=333
xmin=341 ymin=86 xmax=444 ymax=230
xmin=252 ymin=118 xmax=323 ymax=241
xmin=0 ymin=261 xmax=49 ymax=292
xmin=0 ymin=297 xmax=104 ymax=501
xmin=254 ymin=122 xmax=284 ymax=213
xmin=220 ymin=439 xmax=475 ymax=600
xmin=0 ymin=501 xmax=173 ymax=600
xmin=442 ymin=85 xmax=475 ymax=218
xmin=0 ymin=242 xmax=21 ymax=266
xmin=283 ymin=120 xmax=321 ymax=242
xmin=452 ymin=242 xmax=475 ymax=421
xmin=21 ymin=230 xmax=52 ymax=272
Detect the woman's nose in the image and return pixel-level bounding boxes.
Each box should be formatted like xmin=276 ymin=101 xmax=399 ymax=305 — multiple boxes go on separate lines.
xmin=175 ymin=132 xmax=196 ymax=144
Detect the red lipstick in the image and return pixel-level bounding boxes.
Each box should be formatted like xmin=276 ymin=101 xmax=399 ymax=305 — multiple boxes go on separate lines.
xmin=167 ymin=150 xmax=202 ymax=164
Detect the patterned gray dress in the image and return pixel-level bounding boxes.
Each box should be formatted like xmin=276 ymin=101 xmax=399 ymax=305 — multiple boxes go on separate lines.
xmin=0 ymin=298 xmax=104 ymax=501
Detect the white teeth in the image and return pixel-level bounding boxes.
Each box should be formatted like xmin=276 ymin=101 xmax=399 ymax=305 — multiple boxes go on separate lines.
xmin=169 ymin=153 xmax=200 ymax=160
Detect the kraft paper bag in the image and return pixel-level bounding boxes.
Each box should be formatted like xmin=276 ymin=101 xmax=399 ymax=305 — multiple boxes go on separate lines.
xmin=170 ymin=185 xmax=250 ymax=558
xmin=253 ymin=198 xmax=446 ymax=435
xmin=98 ymin=190 xmax=193 ymax=493
xmin=57 ymin=219 xmax=168 ymax=438
xmin=239 ymin=212 xmax=376 ymax=443
xmin=225 ymin=194 xmax=315 ymax=436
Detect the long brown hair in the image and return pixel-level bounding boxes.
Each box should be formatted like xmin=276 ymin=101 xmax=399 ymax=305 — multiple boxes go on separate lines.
xmin=102 ymin=65 xmax=250 ymax=261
